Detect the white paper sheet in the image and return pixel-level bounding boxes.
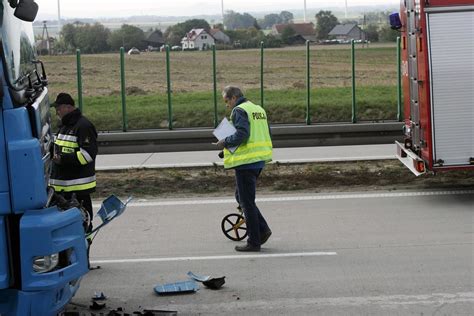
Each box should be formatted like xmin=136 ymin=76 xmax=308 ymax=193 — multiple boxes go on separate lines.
xmin=213 ymin=117 xmax=238 ymax=153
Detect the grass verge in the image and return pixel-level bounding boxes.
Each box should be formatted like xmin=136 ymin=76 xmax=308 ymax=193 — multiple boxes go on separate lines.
xmin=94 ymin=160 xmax=474 ymax=200
xmin=55 ymin=85 xmax=399 ymax=131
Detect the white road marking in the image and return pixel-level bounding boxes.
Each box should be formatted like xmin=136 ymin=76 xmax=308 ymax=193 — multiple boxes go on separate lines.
xmin=90 ymin=251 xmax=337 ymax=264
xmin=94 ymin=190 xmax=474 ymax=208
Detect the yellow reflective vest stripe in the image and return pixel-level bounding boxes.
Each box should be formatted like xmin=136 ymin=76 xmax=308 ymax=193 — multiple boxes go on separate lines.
xmin=51 ymin=181 xmax=97 ymax=192
xmin=224 ymin=101 xmax=272 ymax=169
xmin=76 ymin=151 xmax=88 ymax=165
xmin=50 ymin=176 xmax=96 ymax=192
xmin=55 ymin=137 xmax=93 ymax=166
xmin=55 ymin=139 xmax=79 ymax=148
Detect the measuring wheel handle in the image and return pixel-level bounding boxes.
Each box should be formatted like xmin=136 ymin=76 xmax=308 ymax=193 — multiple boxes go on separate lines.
xmin=221 ymin=213 xmax=247 ymax=241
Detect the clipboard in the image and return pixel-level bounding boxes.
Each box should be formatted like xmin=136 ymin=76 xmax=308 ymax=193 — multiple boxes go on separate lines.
xmin=213 ymin=118 xmax=238 ymax=153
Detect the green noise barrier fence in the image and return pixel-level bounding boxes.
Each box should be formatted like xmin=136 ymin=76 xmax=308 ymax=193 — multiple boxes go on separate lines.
xmin=74 ymin=39 xmax=402 ymax=132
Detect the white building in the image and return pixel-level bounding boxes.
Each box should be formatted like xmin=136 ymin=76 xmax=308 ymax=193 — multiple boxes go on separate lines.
xmin=209 ymin=28 xmax=230 ymax=44
xmin=181 ymin=29 xmax=215 ymax=51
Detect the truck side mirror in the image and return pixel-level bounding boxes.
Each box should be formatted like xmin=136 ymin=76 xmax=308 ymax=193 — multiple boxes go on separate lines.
xmin=13 ymin=0 xmax=39 ymax=22
xmin=389 ymin=13 xmax=402 ymax=30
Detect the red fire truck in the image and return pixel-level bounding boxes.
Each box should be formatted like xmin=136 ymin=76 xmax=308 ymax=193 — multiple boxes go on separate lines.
xmin=391 ymin=0 xmax=474 ymax=175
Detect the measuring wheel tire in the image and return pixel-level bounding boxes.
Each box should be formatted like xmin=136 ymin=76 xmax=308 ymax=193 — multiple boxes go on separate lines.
xmin=221 ymin=213 xmax=247 ymax=241
xmin=79 ymin=206 xmax=92 ymax=233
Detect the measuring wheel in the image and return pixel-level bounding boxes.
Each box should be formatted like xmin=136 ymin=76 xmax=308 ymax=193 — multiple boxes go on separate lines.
xmin=221 ymin=213 xmax=247 ymax=241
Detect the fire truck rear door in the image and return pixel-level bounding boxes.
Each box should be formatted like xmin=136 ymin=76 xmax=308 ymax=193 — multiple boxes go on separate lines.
xmin=427 ymin=6 xmax=474 ymax=166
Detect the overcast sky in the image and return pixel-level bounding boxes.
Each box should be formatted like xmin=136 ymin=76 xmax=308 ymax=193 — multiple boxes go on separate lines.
xmin=37 ymin=0 xmax=400 ymax=19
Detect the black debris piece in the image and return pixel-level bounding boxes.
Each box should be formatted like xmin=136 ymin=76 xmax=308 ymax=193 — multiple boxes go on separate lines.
xmin=89 ymin=301 xmax=106 ymax=310
xmin=202 ymin=276 xmax=226 ymax=290
xmin=92 ymin=291 xmax=107 ymax=301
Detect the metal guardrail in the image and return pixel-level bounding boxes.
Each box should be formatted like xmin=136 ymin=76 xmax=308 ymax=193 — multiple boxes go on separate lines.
xmin=97 ymin=122 xmax=404 ymax=154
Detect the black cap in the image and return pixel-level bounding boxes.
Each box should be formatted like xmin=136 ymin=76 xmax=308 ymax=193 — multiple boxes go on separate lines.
xmin=52 ymin=93 xmax=75 ymax=107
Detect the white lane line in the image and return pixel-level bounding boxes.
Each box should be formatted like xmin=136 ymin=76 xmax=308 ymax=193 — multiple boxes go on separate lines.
xmin=90 ymin=251 xmax=337 ymax=264
xmin=96 ymin=190 xmax=474 ymax=207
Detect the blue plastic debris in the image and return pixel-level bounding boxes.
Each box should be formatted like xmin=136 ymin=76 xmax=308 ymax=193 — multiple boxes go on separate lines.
xmin=90 ymin=195 xmax=132 ymax=234
xmin=187 ymin=271 xmax=211 ymax=282
xmin=154 ymin=280 xmax=199 ymax=295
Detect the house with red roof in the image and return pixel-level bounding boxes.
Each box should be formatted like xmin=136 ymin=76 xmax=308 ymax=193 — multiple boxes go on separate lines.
xmin=181 ymin=28 xmax=215 ymax=51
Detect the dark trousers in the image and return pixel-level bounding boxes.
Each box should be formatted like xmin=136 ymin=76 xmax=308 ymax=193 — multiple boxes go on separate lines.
xmin=60 ymin=191 xmax=93 ymax=268
xmin=61 ymin=192 xmax=93 ymax=233
xmin=235 ymin=168 xmax=270 ymax=247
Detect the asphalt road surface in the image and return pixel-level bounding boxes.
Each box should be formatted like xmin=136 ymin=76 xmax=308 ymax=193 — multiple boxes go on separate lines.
xmin=67 ymin=190 xmax=474 ymax=315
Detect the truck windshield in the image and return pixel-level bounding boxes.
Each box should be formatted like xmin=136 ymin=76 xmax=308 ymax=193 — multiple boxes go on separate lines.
xmin=0 ymin=0 xmax=37 ymax=90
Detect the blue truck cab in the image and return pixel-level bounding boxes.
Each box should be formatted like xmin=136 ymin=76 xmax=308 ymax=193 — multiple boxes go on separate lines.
xmin=0 ymin=1 xmax=89 ymax=315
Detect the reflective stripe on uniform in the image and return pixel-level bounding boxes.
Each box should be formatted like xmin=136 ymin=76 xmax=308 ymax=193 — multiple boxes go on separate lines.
xmin=225 ymin=150 xmax=272 ymax=163
xmin=80 ymin=148 xmax=93 ymax=163
xmin=50 ymin=175 xmax=96 ymax=186
xmin=57 ymin=134 xmax=78 ymax=142
xmin=76 ymin=151 xmax=88 ymax=165
xmin=76 ymin=148 xmax=93 ymax=165
xmin=55 ymin=139 xmax=79 ymax=148
xmin=50 ymin=175 xmax=96 ymax=192
xmin=51 ymin=181 xmax=96 ymax=192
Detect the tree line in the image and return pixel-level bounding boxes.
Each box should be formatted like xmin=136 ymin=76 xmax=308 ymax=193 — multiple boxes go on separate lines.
xmin=53 ymin=10 xmax=398 ymax=54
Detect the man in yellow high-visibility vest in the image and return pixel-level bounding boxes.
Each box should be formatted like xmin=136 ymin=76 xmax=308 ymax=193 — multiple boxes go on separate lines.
xmin=216 ymin=86 xmax=273 ymax=252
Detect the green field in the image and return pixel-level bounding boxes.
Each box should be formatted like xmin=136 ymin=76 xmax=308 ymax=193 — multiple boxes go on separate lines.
xmin=42 ymin=44 xmax=400 ymax=131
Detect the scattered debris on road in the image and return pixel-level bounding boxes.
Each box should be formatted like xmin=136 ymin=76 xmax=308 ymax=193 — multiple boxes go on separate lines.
xmin=154 ymin=280 xmax=199 ymax=295
xmin=89 ymin=300 xmax=106 ymax=310
xmin=187 ymin=271 xmax=226 ymax=289
xmin=92 ymin=291 xmax=107 ymax=301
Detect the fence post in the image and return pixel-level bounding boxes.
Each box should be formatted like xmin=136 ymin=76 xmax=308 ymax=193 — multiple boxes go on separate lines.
xmin=351 ymin=39 xmax=357 ymax=123
xmin=165 ymin=45 xmax=173 ymax=130
xmin=306 ymin=40 xmax=311 ymax=125
xmin=120 ymin=47 xmax=128 ymax=132
xmin=76 ymin=49 xmax=83 ymax=112
xmin=397 ymin=36 xmax=402 ymax=122
xmin=260 ymin=41 xmax=264 ymax=108
xmin=212 ymin=44 xmax=218 ymax=127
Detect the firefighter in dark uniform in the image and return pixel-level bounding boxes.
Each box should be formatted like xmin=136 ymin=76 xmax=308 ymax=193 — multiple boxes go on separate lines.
xmin=50 ymin=93 xmax=98 ymax=264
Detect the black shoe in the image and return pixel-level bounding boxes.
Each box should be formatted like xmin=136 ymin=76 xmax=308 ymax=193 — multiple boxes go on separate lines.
xmin=260 ymin=230 xmax=272 ymax=245
xmin=235 ymin=243 xmax=261 ymax=252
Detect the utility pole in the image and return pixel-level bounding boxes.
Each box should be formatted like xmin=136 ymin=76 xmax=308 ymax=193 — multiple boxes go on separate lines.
xmin=345 ymin=0 xmax=348 ymax=19
xmin=41 ymin=21 xmax=51 ymax=54
xmin=221 ymin=0 xmax=224 ymax=23
xmin=57 ymin=0 xmax=61 ymax=37
xmin=304 ymin=0 xmax=307 ymax=22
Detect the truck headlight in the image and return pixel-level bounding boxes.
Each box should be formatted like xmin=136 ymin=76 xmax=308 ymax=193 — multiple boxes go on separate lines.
xmin=33 ymin=253 xmax=59 ymax=273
